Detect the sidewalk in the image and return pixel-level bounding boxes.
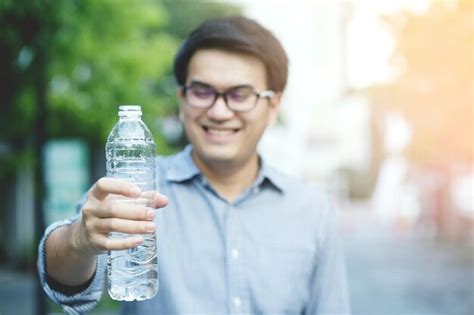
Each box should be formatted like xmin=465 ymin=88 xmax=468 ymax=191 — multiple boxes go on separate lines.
xmin=1 ymin=204 xmax=473 ymax=315
xmin=341 ymin=202 xmax=474 ymax=315
xmin=0 ymin=265 xmax=36 ymax=315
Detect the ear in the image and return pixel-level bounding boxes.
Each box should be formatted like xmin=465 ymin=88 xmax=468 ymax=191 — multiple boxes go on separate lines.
xmin=177 ymin=88 xmax=185 ymax=122
xmin=266 ymin=92 xmax=282 ymax=126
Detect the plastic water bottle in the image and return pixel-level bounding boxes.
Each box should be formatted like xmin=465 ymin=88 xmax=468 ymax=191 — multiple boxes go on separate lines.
xmin=105 ymin=105 xmax=158 ymax=301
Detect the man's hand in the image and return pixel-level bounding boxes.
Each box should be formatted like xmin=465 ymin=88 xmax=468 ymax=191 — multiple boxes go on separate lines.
xmin=45 ymin=177 xmax=167 ymax=287
xmin=73 ymin=177 xmax=168 ymax=255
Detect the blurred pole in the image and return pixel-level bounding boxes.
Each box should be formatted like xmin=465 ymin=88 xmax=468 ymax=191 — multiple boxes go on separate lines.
xmin=33 ymin=33 xmax=47 ymax=315
xmin=340 ymin=1 xmax=353 ymax=96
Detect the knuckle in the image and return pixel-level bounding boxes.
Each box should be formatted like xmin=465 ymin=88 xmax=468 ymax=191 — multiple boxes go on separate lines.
xmin=103 ymin=238 xmax=113 ymax=250
xmin=142 ymin=209 xmax=149 ymax=220
xmin=89 ymin=236 xmax=101 ymax=249
xmin=124 ymin=238 xmax=135 ymax=248
xmin=108 ymin=204 xmax=119 ymax=218
xmin=101 ymin=202 xmax=112 ymax=216
xmin=108 ymin=218 xmax=118 ymax=231
xmin=96 ymin=177 xmax=107 ymax=190
xmin=106 ymin=219 xmax=114 ymax=231
xmin=142 ymin=221 xmax=150 ymax=233
xmin=84 ymin=219 xmax=94 ymax=232
xmin=86 ymin=235 xmax=102 ymax=252
xmin=81 ymin=203 xmax=93 ymax=215
xmin=135 ymin=206 xmax=146 ymax=220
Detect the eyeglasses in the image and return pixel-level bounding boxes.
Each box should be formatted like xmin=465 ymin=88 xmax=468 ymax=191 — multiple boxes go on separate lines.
xmin=181 ymin=82 xmax=275 ymax=112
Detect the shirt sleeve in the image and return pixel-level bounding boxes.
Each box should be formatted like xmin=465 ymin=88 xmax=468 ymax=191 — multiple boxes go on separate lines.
xmin=305 ymin=196 xmax=351 ymax=315
xmin=37 ymin=194 xmax=107 ymax=315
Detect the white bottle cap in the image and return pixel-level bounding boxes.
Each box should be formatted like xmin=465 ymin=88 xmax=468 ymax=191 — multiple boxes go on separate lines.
xmin=118 ymin=105 xmax=142 ymax=117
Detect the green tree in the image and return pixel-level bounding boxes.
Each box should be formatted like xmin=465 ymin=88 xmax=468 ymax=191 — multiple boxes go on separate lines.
xmin=0 ymin=0 xmax=242 ymax=172
xmin=0 ymin=0 xmax=241 ymax=311
xmin=0 ymin=0 xmax=241 ymax=263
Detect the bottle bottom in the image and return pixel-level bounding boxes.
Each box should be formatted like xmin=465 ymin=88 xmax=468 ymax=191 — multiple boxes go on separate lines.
xmin=107 ymin=232 xmax=158 ymax=301
xmin=108 ymin=279 xmax=159 ymax=301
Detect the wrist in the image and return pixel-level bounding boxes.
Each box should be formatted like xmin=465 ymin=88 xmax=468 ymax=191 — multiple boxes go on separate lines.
xmin=69 ymin=220 xmax=96 ymax=258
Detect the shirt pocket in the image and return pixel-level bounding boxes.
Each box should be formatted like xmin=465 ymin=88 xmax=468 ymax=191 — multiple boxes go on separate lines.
xmin=250 ymin=244 xmax=315 ymax=313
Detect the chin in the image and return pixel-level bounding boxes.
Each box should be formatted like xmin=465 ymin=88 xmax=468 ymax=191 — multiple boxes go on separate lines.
xmin=193 ymin=142 xmax=242 ymax=165
xmin=203 ymin=146 xmax=239 ymax=163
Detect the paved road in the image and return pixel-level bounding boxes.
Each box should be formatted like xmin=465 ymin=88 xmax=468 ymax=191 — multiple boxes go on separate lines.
xmin=344 ymin=235 xmax=474 ymax=315
xmin=341 ymin=206 xmax=474 ymax=315
xmin=0 ymin=265 xmax=36 ymax=315
xmin=1 ymin=209 xmax=473 ymax=315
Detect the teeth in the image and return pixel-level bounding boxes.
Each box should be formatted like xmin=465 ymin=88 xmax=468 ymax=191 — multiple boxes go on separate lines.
xmin=206 ymin=127 xmax=235 ymax=135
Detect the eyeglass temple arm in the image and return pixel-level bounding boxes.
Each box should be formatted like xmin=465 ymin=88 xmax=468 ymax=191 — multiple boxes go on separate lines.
xmin=258 ymin=90 xmax=275 ymax=98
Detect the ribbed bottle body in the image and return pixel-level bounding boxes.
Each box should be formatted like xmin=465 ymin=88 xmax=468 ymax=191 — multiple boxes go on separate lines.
xmin=105 ymin=106 xmax=158 ymax=301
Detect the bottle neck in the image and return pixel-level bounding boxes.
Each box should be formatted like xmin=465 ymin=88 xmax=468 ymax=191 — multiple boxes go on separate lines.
xmin=119 ymin=115 xmax=142 ymax=121
xmin=118 ymin=105 xmax=142 ymax=119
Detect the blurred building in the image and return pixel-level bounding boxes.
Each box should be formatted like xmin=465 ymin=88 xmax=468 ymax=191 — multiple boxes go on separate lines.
xmin=242 ymin=1 xmax=372 ymax=200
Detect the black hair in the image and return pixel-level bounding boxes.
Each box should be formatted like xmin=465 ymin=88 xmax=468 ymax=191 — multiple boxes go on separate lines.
xmin=173 ymin=16 xmax=288 ymax=92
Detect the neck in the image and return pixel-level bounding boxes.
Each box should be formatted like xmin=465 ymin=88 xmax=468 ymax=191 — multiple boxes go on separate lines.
xmin=192 ymin=151 xmax=260 ymax=203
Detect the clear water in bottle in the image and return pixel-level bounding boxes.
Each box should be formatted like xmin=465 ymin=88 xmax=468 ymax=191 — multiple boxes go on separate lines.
xmin=106 ymin=105 xmax=158 ymax=301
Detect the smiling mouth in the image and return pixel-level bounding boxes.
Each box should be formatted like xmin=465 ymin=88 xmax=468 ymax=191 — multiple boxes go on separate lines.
xmin=202 ymin=126 xmax=240 ymax=136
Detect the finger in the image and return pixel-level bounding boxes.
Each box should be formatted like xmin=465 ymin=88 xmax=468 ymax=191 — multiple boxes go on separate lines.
xmin=96 ymin=218 xmax=156 ymax=234
xmin=127 ymin=191 xmax=168 ymax=208
xmin=96 ymin=234 xmax=144 ymax=251
xmin=99 ymin=203 xmax=155 ymax=221
xmin=153 ymin=193 xmax=169 ymax=208
xmin=92 ymin=177 xmax=141 ymax=201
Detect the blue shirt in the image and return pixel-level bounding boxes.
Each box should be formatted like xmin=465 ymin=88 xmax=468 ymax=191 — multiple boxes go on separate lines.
xmin=38 ymin=145 xmax=350 ymax=314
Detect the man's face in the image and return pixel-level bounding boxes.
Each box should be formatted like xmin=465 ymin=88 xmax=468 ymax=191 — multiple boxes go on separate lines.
xmin=178 ymin=49 xmax=280 ymax=168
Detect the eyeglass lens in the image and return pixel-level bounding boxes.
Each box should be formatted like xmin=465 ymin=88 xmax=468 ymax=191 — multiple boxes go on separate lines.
xmin=185 ymin=83 xmax=258 ymax=111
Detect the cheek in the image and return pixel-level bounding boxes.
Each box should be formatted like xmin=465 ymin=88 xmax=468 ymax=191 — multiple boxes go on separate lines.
xmin=246 ymin=108 xmax=272 ymax=129
xmin=241 ymin=116 xmax=270 ymax=141
xmin=180 ymin=109 xmax=205 ymax=140
xmin=180 ymin=107 xmax=199 ymax=124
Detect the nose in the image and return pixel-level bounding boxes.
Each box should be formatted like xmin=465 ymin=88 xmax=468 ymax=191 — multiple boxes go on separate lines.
xmin=206 ymin=95 xmax=235 ymax=120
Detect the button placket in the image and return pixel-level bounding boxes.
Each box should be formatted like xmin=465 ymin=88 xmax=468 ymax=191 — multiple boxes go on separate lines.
xmin=232 ymin=296 xmax=242 ymax=309
xmin=226 ymin=204 xmax=247 ymax=313
xmin=231 ymin=248 xmax=240 ymax=260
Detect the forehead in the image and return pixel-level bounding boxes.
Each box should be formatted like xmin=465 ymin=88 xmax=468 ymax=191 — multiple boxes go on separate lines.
xmin=186 ymin=49 xmax=267 ymax=90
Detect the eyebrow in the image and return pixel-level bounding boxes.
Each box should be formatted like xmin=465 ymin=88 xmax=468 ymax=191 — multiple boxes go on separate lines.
xmin=189 ymin=80 xmax=255 ymax=91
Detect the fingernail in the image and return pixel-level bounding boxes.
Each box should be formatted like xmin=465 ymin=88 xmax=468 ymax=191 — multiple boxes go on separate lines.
xmin=147 ymin=210 xmax=155 ymax=220
xmin=146 ymin=222 xmax=156 ymax=232
xmin=133 ymin=236 xmax=144 ymax=245
xmin=155 ymin=193 xmax=168 ymax=204
xmin=130 ymin=186 xmax=141 ymax=197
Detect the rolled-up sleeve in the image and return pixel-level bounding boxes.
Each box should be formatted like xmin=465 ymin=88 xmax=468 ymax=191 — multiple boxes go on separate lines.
xmin=305 ymin=197 xmax=351 ymax=315
xmin=37 ymin=194 xmax=107 ymax=315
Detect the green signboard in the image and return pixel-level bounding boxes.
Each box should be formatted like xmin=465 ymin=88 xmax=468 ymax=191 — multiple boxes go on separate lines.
xmin=44 ymin=139 xmax=89 ymax=225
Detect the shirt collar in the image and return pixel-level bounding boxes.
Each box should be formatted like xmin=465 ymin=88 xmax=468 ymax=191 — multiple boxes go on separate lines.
xmin=165 ymin=144 xmax=201 ymax=182
xmin=166 ymin=144 xmax=287 ymax=193
xmin=257 ymin=156 xmax=286 ymax=193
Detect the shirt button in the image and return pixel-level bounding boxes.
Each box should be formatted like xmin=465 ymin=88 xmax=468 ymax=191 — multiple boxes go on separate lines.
xmin=233 ymin=296 xmax=242 ymax=308
xmin=200 ymin=177 xmax=209 ymax=186
xmin=231 ymin=248 xmax=239 ymax=259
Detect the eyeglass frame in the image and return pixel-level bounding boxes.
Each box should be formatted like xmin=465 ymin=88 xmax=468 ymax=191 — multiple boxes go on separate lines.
xmin=180 ymin=81 xmax=275 ymax=113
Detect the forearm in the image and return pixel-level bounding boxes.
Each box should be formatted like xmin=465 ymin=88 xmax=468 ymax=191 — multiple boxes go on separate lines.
xmin=45 ymin=220 xmax=97 ymax=286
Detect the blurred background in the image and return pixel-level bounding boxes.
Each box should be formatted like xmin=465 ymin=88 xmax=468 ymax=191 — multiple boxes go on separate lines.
xmin=0 ymin=0 xmax=472 ymax=314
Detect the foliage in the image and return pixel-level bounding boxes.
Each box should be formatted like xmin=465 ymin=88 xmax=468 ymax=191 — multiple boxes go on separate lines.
xmin=0 ymin=0 xmax=242 ymax=168
xmin=0 ymin=0 xmax=242 ymax=309
xmin=365 ymin=0 xmax=473 ymax=167
xmin=45 ymin=0 xmax=177 ymax=149
xmin=162 ymin=0 xmax=242 ymax=39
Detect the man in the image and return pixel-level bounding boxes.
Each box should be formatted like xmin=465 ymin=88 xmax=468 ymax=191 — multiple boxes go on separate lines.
xmin=38 ymin=16 xmax=350 ymax=314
